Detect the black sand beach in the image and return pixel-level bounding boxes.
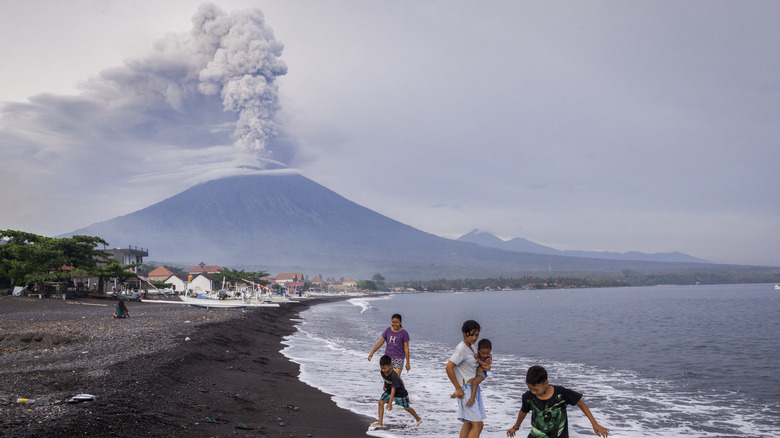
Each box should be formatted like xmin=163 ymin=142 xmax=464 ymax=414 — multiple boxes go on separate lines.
xmin=0 ymin=295 xmax=371 ymax=437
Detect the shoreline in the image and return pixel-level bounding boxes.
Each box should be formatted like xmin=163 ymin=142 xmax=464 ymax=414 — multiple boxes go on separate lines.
xmin=0 ymin=295 xmax=371 ymax=437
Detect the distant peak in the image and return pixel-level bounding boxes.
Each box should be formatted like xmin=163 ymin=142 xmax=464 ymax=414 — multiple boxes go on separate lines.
xmin=461 ymin=228 xmax=494 ymax=238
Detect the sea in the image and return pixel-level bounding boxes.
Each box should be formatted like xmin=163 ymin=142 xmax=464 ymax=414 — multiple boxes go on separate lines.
xmin=281 ymin=283 xmax=780 ymax=437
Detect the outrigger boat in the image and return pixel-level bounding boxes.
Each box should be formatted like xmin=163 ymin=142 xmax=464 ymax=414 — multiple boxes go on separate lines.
xmin=141 ymin=294 xmax=279 ymax=308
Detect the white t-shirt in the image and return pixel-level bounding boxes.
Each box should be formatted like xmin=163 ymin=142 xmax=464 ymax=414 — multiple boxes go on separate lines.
xmin=449 ymin=341 xmax=478 ymax=385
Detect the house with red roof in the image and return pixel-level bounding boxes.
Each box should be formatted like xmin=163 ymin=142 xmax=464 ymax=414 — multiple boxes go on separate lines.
xmin=188 ymin=262 xmax=222 ymax=275
xmin=274 ymin=273 xmax=304 ymax=285
xmin=147 ymin=266 xmax=174 ymax=282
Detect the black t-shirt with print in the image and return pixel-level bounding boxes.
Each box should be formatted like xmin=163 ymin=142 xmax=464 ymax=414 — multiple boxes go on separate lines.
xmin=520 ymin=385 xmax=583 ymax=438
xmin=380 ymin=369 xmax=409 ymax=398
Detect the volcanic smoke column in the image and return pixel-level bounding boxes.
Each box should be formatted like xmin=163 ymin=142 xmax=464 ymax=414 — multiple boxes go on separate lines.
xmin=193 ymin=3 xmax=288 ymax=155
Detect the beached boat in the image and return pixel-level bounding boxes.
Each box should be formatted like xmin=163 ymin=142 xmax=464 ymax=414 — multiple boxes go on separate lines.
xmin=178 ymin=295 xmax=249 ymax=308
xmin=180 ymin=295 xmax=280 ymax=308
xmin=141 ymin=294 xmax=280 ymax=308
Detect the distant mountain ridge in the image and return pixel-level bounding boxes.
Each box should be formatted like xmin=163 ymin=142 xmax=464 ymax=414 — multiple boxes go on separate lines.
xmin=64 ymin=173 xmax=715 ymax=280
xmin=456 ymin=229 xmax=709 ymax=263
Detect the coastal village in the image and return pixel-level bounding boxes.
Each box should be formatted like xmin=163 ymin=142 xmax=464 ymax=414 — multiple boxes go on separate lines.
xmin=5 ymin=245 xmax=362 ymax=298
xmin=144 ymin=262 xmax=358 ymax=295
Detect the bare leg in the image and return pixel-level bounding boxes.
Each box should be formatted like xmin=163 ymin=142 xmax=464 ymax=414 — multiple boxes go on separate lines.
xmin=371 ymin=400 xmax=386 ymax=427
xmin=404 ymin=407 xmax=421 ymax=422
xmin=466 ymin=375 xmax=484 ymax=407
xmin=394 ymin=367 xmax=405 ymax=385
xmin=468 ymin=421 xmax=483 ymax=437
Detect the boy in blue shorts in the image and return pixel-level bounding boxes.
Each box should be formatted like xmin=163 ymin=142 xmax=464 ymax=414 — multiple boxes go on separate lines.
xmin=371 ymin=354 xmax=423 ymax=428
xmin=507 ymin=365 xmax=609 ymax=438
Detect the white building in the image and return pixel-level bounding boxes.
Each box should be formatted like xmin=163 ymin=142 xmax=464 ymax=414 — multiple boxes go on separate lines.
xmin=166 ymin=273 xmax=214 ymax=294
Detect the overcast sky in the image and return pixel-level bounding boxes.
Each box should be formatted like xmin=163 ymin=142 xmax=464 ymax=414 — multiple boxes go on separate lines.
xmin=1 ymin=1 xmax=779 ymax=266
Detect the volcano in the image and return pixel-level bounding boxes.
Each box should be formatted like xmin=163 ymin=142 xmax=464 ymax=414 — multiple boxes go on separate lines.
xmin=65 ymin=172 xmax=699 ymax=280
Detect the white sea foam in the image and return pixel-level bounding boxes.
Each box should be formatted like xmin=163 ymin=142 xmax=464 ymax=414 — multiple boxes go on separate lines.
xmin=347 ymin=295 xmax=391 ymax=314
xmin=282 ymin=290 xmax=780 ymax=437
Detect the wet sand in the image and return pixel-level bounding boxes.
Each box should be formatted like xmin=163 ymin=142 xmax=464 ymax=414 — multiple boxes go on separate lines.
xmin=0 ymin=295 xmax=371 ymax=437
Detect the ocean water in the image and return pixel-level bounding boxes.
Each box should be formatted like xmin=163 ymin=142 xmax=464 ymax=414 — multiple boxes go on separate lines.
xmin=281 ymin=284 xmax=780 ymax=437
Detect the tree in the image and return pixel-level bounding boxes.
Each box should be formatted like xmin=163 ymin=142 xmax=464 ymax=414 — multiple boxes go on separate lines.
xmin=215 ymin=268 xmax=247 ymax=289
xmin=371 ymin=273 xmax=386 ymax=288
xmin=247 ymin=270 xmax=271 ymax=286
xmin=136 ymin=263 xmax=157 ymax=276
xmin=101 ymin=259 xmax=140 ymax=288
xmin=357 ymin=280 xmax=377 ymax=291
xmin=163 ymin=265 xmax=185 ymax=274
xmin=0 ymin=230 xmax=109 ymax=289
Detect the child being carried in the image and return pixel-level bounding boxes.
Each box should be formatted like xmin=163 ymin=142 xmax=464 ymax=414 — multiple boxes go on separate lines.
xmin=466 ymin=338 xmax=492 ymax=407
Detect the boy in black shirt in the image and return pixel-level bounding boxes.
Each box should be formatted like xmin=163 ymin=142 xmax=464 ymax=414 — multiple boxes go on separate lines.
xmin=371 ymin=354 xmax=423 ymax=428
xmin=507 ymin=365 xmax=609 ymax=438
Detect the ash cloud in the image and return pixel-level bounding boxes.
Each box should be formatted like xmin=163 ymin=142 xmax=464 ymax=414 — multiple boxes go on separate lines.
xmin=0 ymin=3 xmax=290 ymax=234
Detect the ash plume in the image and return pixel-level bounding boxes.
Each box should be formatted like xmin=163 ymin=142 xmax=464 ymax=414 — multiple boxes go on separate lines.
xmin=193 ymin=3 xmax=288 ymax=153
xmin=0 ymin=3 xmax=291 ymax=234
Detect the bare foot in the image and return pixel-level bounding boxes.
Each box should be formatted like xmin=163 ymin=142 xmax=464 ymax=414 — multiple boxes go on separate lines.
xmin=370 ymin=422 xmax=383 ymax=428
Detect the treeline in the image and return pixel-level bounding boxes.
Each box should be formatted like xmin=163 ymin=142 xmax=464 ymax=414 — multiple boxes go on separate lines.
xmin=395 ymin=276 xmax=628 ymax=292
xmin=620 ymin=268 xmax=780 ymax=286
xmin=395 ymin=268 xmax=780 ymax=292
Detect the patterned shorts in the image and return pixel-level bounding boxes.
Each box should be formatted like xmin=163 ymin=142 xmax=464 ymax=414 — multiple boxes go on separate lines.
xmin=381 ymin=391 xmax=411 ymax=408
xmin=391 ymin=357 xmax=405 ymax=371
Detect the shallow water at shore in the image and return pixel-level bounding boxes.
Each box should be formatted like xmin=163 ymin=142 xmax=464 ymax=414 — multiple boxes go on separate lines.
xmin=283 ymin=284 xmax=780 ymax=437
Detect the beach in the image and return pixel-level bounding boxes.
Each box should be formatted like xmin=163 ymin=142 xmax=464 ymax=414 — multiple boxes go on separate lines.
xmin=0 ymin=295 xmax=371 ymax=437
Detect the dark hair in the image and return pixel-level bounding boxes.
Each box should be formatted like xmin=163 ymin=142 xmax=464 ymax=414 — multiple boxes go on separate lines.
xmin=391 ymin=313 xmax=403 ymax=328
xmin=118 ymin=300 xmax=128 ymax=311
xmin=526 ymin=365 xmax=548 ymax=385
xmin=461 ymin=320 xmax=480 ymax=335
xmin=379 ymin=354 xmax=392 ymax=366
xmin=478 ymin=338 xmax=492 ymax=350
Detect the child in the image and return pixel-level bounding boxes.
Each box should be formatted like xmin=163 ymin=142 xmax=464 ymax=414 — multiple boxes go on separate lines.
xmin=371 ymin=354 xmax=423 ymax=428
xmin=446 ymin=319 xmax=486 ymax=437
xmin=113 ymin=300 xmax=129 ymax=318
xmin=507 ymin=365 xmax=610 ymax=438
xmin=368 ymin=313 xmax=411 ymax=376
xmin=466 ymin=338 xmax=492 ymax=407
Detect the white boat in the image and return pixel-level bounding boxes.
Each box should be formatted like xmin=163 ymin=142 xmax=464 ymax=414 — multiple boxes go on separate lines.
xmin=141 ymin=294 xmax=280 ymax=308
xmin=179 ymin=294 xmax=280 ymax=308
xmin=775 ymin=284 xmax=780 ymax=291
xmin=178 ymin=295 xmax=249 ymax=308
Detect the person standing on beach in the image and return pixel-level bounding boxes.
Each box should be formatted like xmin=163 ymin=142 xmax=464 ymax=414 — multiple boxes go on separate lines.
xmin=367 ymin=313 xmax=411 ymax=376
xmin=446 ymin=320 xmax=486 ymax=438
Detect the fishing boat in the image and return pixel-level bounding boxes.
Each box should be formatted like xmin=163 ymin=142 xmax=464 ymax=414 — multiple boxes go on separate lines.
xmin=178 ymin=295 xmax=249 ymax=308
xmin=141 ymin=292 xmax=280 ymax=308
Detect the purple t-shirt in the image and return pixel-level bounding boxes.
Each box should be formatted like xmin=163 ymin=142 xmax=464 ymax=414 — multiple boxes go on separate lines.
xmin=382 ymin=327 xmax=410 ymax=359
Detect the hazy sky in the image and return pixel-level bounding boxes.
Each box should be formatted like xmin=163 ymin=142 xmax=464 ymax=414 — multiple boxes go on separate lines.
xmin=1 ymin=1 xmax=779 ymax=266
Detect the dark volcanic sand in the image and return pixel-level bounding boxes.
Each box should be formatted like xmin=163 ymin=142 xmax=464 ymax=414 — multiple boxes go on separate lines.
xmin=0 ymin=295 xmax=371 ymax=437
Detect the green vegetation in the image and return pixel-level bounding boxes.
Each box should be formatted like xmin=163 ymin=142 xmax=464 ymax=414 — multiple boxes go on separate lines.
xmin=0 ymin=229 xmax=137 ymax=291
xmin=394 ymin=268 xmax=780 ymax=292
xmin=215 ymin=267 xmax=271 ymax=289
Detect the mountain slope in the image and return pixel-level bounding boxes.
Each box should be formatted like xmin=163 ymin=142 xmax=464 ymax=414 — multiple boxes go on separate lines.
xmin=65 ymin=173 xmax=710 ymax=280
xmin=456 ymin=229 xmax=709 ymax=263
